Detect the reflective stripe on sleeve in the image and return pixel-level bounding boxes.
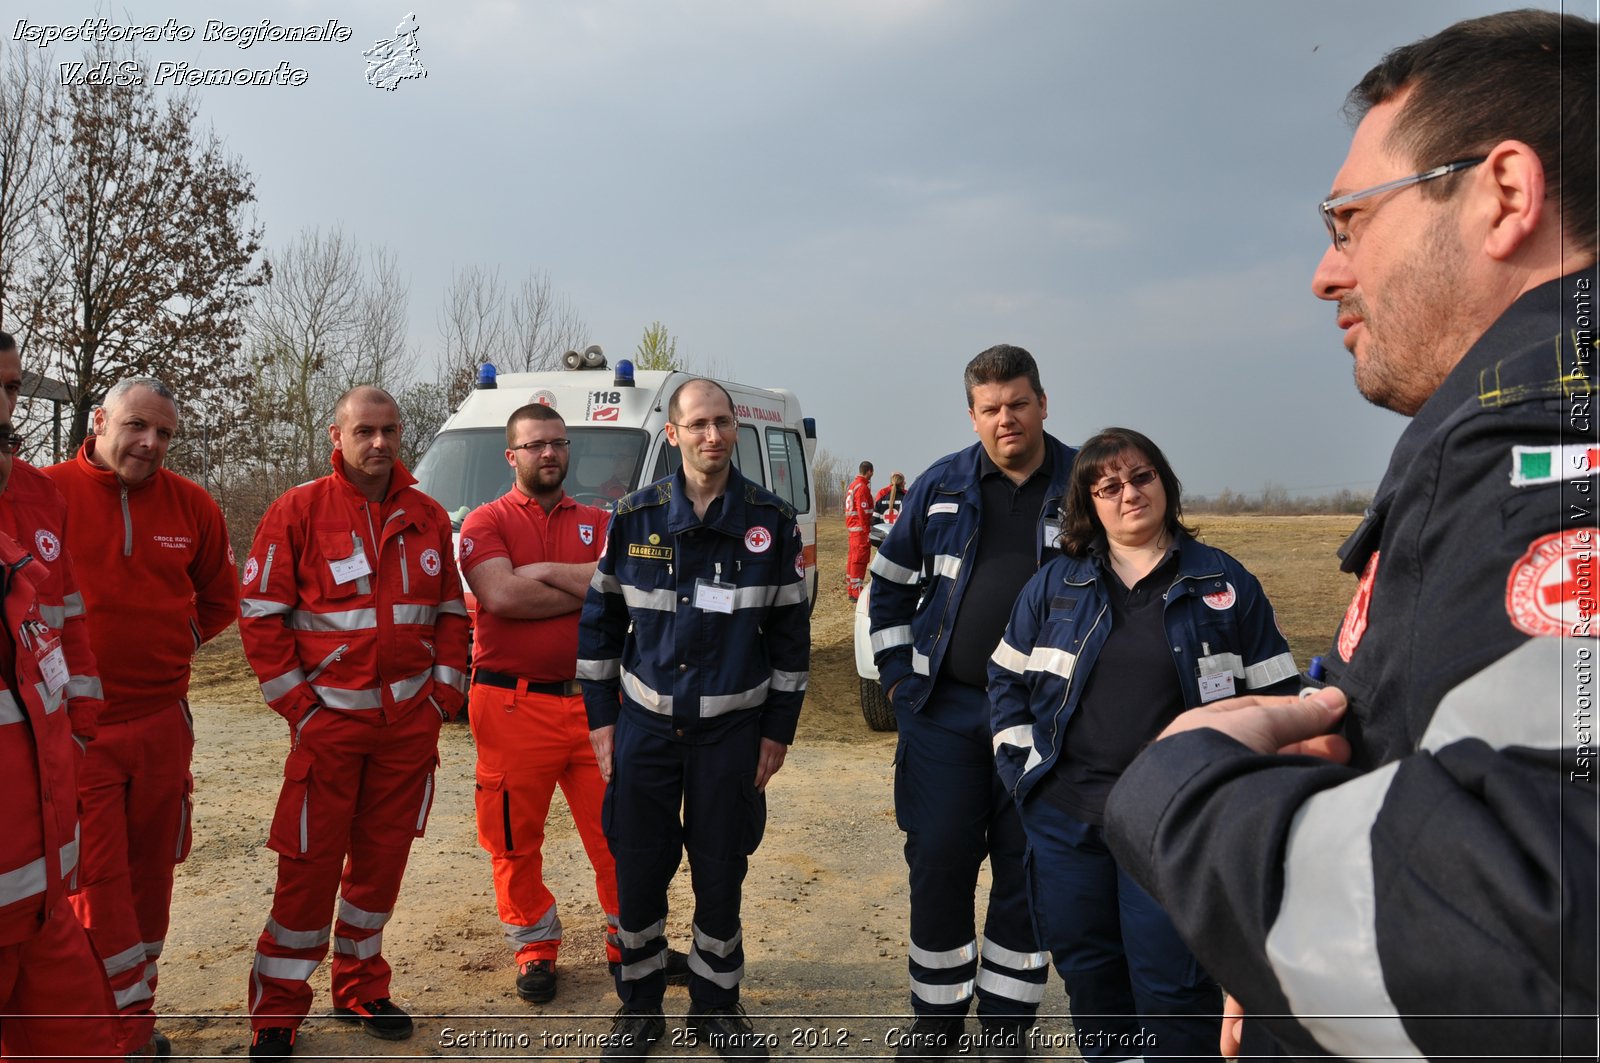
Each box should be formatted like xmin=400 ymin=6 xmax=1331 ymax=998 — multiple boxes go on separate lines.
xmin=433 ymin=665 xmax=468 ymax=694
xmin=591 ymin=571 xmax=622 ymax=594
xmin=240 ymin=598 xmax=293 ymax=619
xmin=0 ymin=857 xmax=45 ymax=906
xmin=1245 ymin=651 xmax=1299 ymax=689
xmin=260 ymin=668 xmax=307 ymax=703
xmin=621 ymin=670 xmax=671 ymax=715
xmin=989 ymin=639 xmax=1029 ymax=675
xmin=0 ymin=691 xmax=23 ymax=726
xmin=1027 ymin=645 xmax=1077 ymax=681
xmin=871 ymin=625 xmax=913 ymax=654
xmin=392 ymin=603 xmax=438 ymax=626
xmin=770 ymin=581 xmax=809 ymax=607
xmin=992 ymin=725 xmax=1034 ymax=756
xmin=911 ymin=651 xmax=930 ymax=675
xmin=701 ymin=681 xmax=770 ymax=717
xmin=66 ymin=675 xmax=103 ymax=700
xmin=931 ymin=554 xmax=962 ymax=581
xmin=869 ymin=553 xmax=919 ymax=585
xmin=103 ymin=942 xmax=148 ymax=978
xmin=38 ymin=604 xmax=65 ymax=629
xmin=770 ymin=669 xmax=808 ymax=693
xmin=438 ymin=598 xmax=469 ymax=617
xmin=63 ymin=592 xmax=86 ymax=619
xmin=577 ymin=657 xmax=621 ymax=681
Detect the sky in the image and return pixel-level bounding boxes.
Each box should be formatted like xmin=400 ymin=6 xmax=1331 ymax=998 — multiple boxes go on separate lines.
xmin=9 ymin=0 xmax=1584 ymax=495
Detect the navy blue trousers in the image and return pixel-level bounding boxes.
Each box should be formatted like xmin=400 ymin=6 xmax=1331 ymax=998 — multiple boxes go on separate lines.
xmin=895 ymin=681 xmax=1047 ymax=1020
xmin=603 ymin=710 xmax=765 ymax=1010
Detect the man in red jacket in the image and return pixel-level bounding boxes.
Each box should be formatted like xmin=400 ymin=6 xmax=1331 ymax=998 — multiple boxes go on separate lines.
xmin=44 ymin=376 xmax=239 ymax=1059
xmin=844 ymin=460 xmax=874 ymax=600
xmin=238 ymin=386 xmax=469 ymax=1061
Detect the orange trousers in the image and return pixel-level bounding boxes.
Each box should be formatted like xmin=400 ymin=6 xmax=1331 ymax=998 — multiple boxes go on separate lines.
xmin=846 ymin=530 xmax=871 ymax=600
xmin=470 ymin=683 xmax=620 ymax=965
xmin=0 ymin=894 xmax=119 ymax=1062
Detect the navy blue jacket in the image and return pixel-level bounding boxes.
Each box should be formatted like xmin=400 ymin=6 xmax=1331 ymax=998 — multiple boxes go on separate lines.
xmin=988 ymin=535 xmax=1297 ymax=802
xmin=867 ymin=435 xmax=1078 ymax=710
xmin=577 ymin=465 xmax=810 ymax=743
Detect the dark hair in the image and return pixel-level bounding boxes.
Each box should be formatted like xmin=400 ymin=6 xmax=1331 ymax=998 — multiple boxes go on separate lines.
xmin=0 ymin=331 xmax=15 ymax=354
xmin=964 ymin=344 xmax=1043 ymax=407
xmin=1348 ymin=9 xmax=1597 ymax=250
xmin=667 ymin=378 xmax=735 ymax=422
xmin=1058 ymin=427 xmax=1195 ymax=558
xmin=505 ymin=402 xmax=563 ymax=446
xmin=859 ymin=461 xmax=873 ymax=476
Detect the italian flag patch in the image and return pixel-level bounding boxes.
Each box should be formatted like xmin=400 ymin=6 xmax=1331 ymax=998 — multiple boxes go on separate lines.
xmin=1509 ymin=444 xmax=1600 ymax=487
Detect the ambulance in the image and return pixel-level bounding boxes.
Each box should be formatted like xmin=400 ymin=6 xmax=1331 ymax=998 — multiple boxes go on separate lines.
xmin=411 ymin=348 xmax=821 ymax=610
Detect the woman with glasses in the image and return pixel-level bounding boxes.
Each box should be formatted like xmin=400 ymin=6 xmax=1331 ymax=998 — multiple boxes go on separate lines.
xmin=988 ymin=427 xmax=1298 ymax=1062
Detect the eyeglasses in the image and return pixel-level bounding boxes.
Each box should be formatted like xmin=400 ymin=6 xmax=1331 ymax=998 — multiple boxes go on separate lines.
xmin=1319 ymin=157 xmax=1485 ymax=251
xmin=671 ymin=417 xmax=737 ymax=437
xmin=510 ymin=438 xmax=570 ymax=453
xmin=1090 ymin=468 xmax=1159 ymax=501
xmin=0 ymin=432 xmax=23 ymax=455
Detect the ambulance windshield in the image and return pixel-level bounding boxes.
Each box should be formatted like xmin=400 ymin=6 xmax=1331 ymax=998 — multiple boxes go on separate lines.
xmin=412 ymin=427 xmax=649 ymax=526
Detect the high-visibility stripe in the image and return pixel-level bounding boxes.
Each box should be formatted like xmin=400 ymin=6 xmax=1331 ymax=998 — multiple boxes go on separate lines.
xmin=260 ymin=668 xmax=306 ymax=703
xmin=38 ymin=604 xmax=65 ymax=629
xmin=311 ymin=684 xmax=383 ymax=710
xmin=59 ymin=836 xmax=77 ymax=878
xmin=622 ymin=670 xmax=671 ymax=715
xmin=871 ymin=625 xmax=913 ymax=654
xmin=66 ymin=675 xmax=103 ymax=700
xmin=770 ymin=669 xmax=808 ymax=693
xmin=692 ymin=922 xmax=742 ymax=959
xmin=0 ymin=691 xmax=22 ymax=725
xmin=1420 ymin=637 xmax=1573 ymax=754
xmin=687 ymin=949 xmax=743 ymax=989
xmin=1245 ymin=651 xmax=1298 ymax=689
xmin=1027 ymin=645 xmax=1077 ymax=680
xmin=992 ymin=725 xmax=1034 ymax=756
xmin=910 ymin=940 xmax=977 ymax=969
xmin=975 ymin=967 xmax=1047 ymax=1003
xmin=415 ymin=771 xmax=434 ymax=832
xmin=576 ymin=657 xmax=621 ymax=681
xmin=240 ymin=598 xmax=292 ymax=618
xmin=911 ymin=651 xmax=930 ymax=676
xmin=981 ymin=939 xmax=1050 ymax=970
xmin=35 ymin=682 xmax=62 ymax=715
xmin=141 ymin=938 xmax=164 ymax=960
xmin=253 ymin=954 xmax=320 ymax=982
xmin=288 ymin=608 xmax=377 ymax=632
xmin=502 ymin=903 xmax=563 ymax=947
xmin=771 ymin=581 xmax=809 ymax=607
xmin=103 ymin=942 xmax=148 ymax=978
xmin=388 ymin=668 xmax=431 ymax=704
xmin=931 ymin=554 xmax=962 ymax=580
xmin=702 ymin=681 xmax=769 ymax=717
xmin=433 ymin=665 xmax=468 ymax=694
xmin=989 ymin=639 xmax=1029 ymax=675
xmin=266 ymin=918 xmax=331 ymax=950
xmin=615 ymin=918 xmax=666 ymax=949
xmin=392 ymin=603 xmax=437 ymax=626
xmin=618 ymin=950 xmax=667 ymax=982
xmin=113 ymin=981 xmax=153 ymax=1009
xmin=0 ymin=857 xmax=45 ymax=906
xmin=63 ymin=592 xmax=86 ymax=618
xmin=622 ymin=585 xmax=678 ymax=612
xmin=591 ymin=570 xmax=622 ymax=594
xmin=333 ymin=933 xmax=384 ymax=960
xmin=438 ymin=598 xmax=469 ymax=617
xmin=870 ymin=553 xmax=919 ymax=585
xmin=910 ymin=976 xmax=975 ymax=1006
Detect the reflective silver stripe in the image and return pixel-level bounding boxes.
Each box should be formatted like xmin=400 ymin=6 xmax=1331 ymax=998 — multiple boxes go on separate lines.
xmin=871 ymin=625 xmax=913 ymax=654
xmin=769 ymin=669 xmax=808 ymax=693
xmin=240 ymin=598 xmax=293 ymax=618
xmin=1421 ymin=637 xmax=1574 ymax=753
xmin=989 ymin=639 xmax=1029 ymax=675
xmin=870 ymin=552 xmax=919 ymax=584
xmin=59 ymin=836 xmax=77 ymax=877
xmin=1245 ymin=651 xmax=1299 ymax=689
xmin=911 ymin=651 xmax=930 ymax=676
xmin=910 ymin=940 xmax=977 ymax=969
xmin=392 ymin=603 xmax=437 ymax=626
xmin=266 ymin=918 xmax=331 ymax=950
xmin=388 ymin=668 xmax=432 ymax=704
xmin=288 ymin=607 xmax=378 ymax=632
xmin=910 ymin=976 xmax=975 ymax=1006
xmin=103 ymin=942 xmax=148 ymax=978
xmin=34 ymin=682 xmax=62 ymax=715
xmin=619 ymin=950 xmax=667 ymax=981
xmin=771 ymin=581 xmax=809 ymax=607
xmin=981 ymin=938 xmax=1050 ymax=970
xmin=615 ymin=918 xmax=666 ymax=949
xmin=336 ymin=897 xmax=390 ymax=930
xmin=622 ymin=585 xmax=678 ymax=612
xmin=66 ymin=675 xmax=103 ymax=700
xmin=687 ymin=949 xmax=743 ymax=989
xmin=438 ymin=598 xmax=469 ymax=617
xmin=311 ymin=684 xmax=383 ymax=710
xmin=261 ymin=668 xmax=307 ymax=703
xmin=702 ymin=681 xmax=769 ymax=718
xmin=975 ymin=967 xmax=1047 ymax=1003
xmin=416 ymin=770 xmax=434 ymax=831
xmin=253 ymin=954 xmax=321 ymax=982
xmin=1027 ymin=645 xmax=1077 ymax=680
xmin=334 ymin=933 xmax=384 ymax=960
xmin=433 ymin=665 xmax=468 ymax=694
xmin=502 ymin=904 xmax=563 ymax=947
xmin=113 ymin=981 xmax=153 ymax=1009
xmin=931 ymin=554 xmax=962 ymax=580
xmin=0 ymin=690 xmax=22 ymax=725
xmin=38 ymin=604 xmax=65 ymax=628
xmin=141 ymin=938 xmax=164 ymax=960
xmin=63 ymin=591 xmax=86 ymax=618
xmin=992 ymin=725 xmax=1034 ymax=755
xmin=692 ymin=922 xmax=742 ymax=959
xmin=0 ymin=857 xmax=45 ymax=906
xmin=577 ymin=657 xmax=621 ymax=681
xmin=591 ymin=570 xmax=622 ymax=594
xmin=621 ymin=670 xmax=671 ymax=715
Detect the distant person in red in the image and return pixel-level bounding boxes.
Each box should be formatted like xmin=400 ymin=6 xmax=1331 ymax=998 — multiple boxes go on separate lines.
xmin=844 ymin=461 xmax=873 ymax=600
xmin=874 ymin=472 xmax=908 ymax=527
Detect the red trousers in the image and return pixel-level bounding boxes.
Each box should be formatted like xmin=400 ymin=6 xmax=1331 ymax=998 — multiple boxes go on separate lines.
xmin=471 ymin=684 xmax=620 ymax=965
xmin=846 ymin=530 xmax=871 ymax=599
xmin=69 ymin=702 xmax=194 ymax=1054
xmin=0 ymin=895 xmax=119 ymax=1062
xmin=248 ymin=704 xmax=442 ymax=1031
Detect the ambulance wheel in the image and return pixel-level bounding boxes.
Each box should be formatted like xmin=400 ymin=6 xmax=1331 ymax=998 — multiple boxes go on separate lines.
xmin=859 ymin=677 xmax=897 ymax=732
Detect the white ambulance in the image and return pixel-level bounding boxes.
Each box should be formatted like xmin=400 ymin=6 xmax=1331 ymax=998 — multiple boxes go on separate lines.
xmin=411 ymin=350 xmax=821 ymax=610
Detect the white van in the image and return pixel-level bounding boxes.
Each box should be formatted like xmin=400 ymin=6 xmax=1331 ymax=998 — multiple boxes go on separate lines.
xmin=412 ymin=353 xmax=821 ymax=610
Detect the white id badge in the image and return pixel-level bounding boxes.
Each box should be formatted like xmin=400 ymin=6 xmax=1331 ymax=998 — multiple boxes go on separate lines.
xmin=693 ymin=578 xmax=736 ymax=614
xmin=1198 ymin=671 xmax=1236 ymax=703
xmin=38 ymin=640 xmax=69 ymax=695
xmin=329 ymin=550 xmax=373 ymax=585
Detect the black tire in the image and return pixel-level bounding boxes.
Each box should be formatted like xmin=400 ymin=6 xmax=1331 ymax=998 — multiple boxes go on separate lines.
xmin=859 ymin=676 xmax=897 ymax=732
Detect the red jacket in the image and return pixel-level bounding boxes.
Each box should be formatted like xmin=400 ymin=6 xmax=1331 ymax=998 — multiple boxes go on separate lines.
xmin=845 ymin=475 xmax=874 ymax=533
xmin=0 ymin=532 xmax=82 ymax=945
xmin=45 ymin=441 xmax=238 ymax=723
xmin=0 ymin=461 xmax=102 ymax=746
xmin=239 ymin=455 xmax=470 ymax=727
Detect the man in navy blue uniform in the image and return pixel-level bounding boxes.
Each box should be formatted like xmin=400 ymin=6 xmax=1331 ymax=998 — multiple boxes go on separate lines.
xmin=579 ymin=378 xmax=809 ymax=1061
xmin=1105 ymin=10 xmax=1597 ymax=1060
xmin=868 ymin=345 xmax=1076 ymax=1060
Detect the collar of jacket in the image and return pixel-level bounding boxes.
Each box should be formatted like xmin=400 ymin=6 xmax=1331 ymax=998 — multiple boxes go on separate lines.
xmin=935 ymin=433 xmax=1077 ymax=497
xmin=1064 ymin=532 xmax=1225 ymax=588
xmin=665 ymin=463 xmax=751 ymax=537
xmin=327 ymin=450 xmax=418 ymax=503
xmin=75 ymin=437 xmax=164 ymax=494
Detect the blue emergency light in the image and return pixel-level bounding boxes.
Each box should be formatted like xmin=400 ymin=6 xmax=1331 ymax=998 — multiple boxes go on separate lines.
xmin=477 ymin=363 xmax=498 ymax=389
xmin=614 ymin=359 xmax=636 ymax=388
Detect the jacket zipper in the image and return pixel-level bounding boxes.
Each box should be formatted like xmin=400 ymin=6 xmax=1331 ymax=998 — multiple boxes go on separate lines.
xmin=121 ymin=487 xmax=133 ymax=556
xmin=398 ymin=534 xmax=410 ymax=594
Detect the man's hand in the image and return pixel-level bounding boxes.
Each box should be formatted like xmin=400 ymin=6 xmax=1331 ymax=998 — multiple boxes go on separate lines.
xmin=754 ymin=738 xmax=788 ymax=791
xmin=590 ymin=725 xmax=616 ymax=783
xmin=1221 ymin=993 xmax=1244 ymax=1059
xmin=1156 ymin=687 xmax=1352 ymax=763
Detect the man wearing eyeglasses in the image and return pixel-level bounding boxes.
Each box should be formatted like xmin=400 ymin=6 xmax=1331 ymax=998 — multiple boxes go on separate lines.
xmin=237 ymin=386 xmax=469 ymax=1060
xmin=44 ymin=375 xmax=239 ymax=1060
xmin=460 ymin=404 xmax=689 ymax=1005
xmin=1105 ymin=10 xmax=1597 ymax=1061
xmin=579 ymin=378 xmax=809 ymax=1061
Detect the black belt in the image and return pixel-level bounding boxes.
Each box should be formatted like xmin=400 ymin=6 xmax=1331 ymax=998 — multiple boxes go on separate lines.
xmin=472 ymin=669 xmax=582 ymax=697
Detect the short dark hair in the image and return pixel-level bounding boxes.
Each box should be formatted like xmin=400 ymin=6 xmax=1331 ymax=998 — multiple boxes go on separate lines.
xmin=1348 ymin=9 xmax=1597 ymax=250
xmin=505 ymin=403 xmax=564 ymax=446
xmin=964 ymin=345 xmax=1043 ymax=407
xmin=0 ymin=331 xmax=15 ymax=354
xmin=1059 ymin=427 xmax=1196 ymax=558
xmin=859 ymin=461 xmax=873 ymax=476
xmin=667 ymin=378 xmax=735 ymax=422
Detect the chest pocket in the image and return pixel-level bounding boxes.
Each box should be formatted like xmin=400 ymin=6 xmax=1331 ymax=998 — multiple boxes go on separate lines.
xmin=397 ymin=524 xmax=445 ymax=601
xmin=1041 ymin=594 xmax=1085 ymax=651
xmin=313 ymin=528 xmax=368 ymax=601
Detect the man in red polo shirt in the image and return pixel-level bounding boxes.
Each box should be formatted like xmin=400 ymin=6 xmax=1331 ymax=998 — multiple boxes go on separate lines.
xmin=461 ymin=404 xmax=663 ymax=1004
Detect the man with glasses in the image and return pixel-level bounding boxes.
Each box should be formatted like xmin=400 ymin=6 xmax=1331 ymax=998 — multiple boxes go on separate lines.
xmin=868 ymin=344 xmax=1076 ymax=1060
xmin=238 ymin=387 xmax=468 ymax=1060
xmin=1105 ymin=10 xmax=1597 ymax=1059
xmin=460 ymin=404 xmax=687 ymax=1004
xmin=579 ymin=379 xmax=809 ymax=1060
xmin=45 ymin=375 xmax=239 ymax=1060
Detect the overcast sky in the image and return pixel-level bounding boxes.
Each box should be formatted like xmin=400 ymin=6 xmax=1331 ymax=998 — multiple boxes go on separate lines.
xmin=13 ymin=0 xmax=1580 ymax=495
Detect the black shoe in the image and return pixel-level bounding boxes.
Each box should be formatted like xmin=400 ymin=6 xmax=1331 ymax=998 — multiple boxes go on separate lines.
xmin=600 ymin=1007 xmax=665 ymax=1059
xmin=976 ymin=1022 xmax=1032 ymax=1061
xmin=333 ymin=997 xmax=414 ymax=1041
xmin=248 ymin=1027 xmax=295 ymax=1061
xmin=517 ymin=959 xmax=558 ymax=1003
xmin=687 ymin=1002 xmax=770 ymax=1062
xmin=895 ymin=1016 xmax=964 ymax=1061
xmin=127 ymin=1030 xmax=172 ymax=1060
xmin=664 ymin=947 xmax=691 ymax=986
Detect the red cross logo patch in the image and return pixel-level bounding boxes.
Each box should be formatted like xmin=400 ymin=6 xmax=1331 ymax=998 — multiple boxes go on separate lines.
xmin=1506 ymin=528 xmax=1597 ymax=637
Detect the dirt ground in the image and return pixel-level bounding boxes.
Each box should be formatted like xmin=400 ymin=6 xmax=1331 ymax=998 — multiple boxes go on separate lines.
xmin=157 ymin=517 xmax=1353 ymax=1060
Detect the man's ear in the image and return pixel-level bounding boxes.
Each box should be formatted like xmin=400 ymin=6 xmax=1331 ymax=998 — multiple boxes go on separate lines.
xmin=1475 ymin=140 xmax=1547 ymax=262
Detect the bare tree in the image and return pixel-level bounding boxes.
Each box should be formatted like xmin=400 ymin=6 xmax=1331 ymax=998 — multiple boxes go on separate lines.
xmin=436 ymin=264 xmax=507 ymax=406
xmin=506 ymin=270 xmax=586 ymax=373
xmin=0 ymin=40 xmax=61 ymax=324
xmin=812 ymin=446 xmax=847 ymax=516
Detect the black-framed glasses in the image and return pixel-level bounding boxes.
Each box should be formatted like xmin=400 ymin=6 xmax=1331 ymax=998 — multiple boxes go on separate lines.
xmin=1319 ymin=157 xmax=1485 ymax=251
xmin=509 ymin=438 xmax=570 ymax=453
xmin=0 ymin=432 xmax=23 ymax=455
xmin=671 ymin=417 xmax=737 ymax=437
xmin=1090 ymin=468 xmax=1159 ymax=501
